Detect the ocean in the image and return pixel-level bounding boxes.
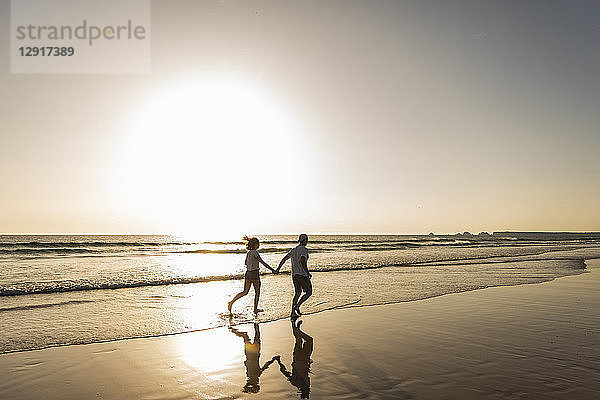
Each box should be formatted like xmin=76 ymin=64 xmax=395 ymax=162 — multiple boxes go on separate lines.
xmin=1 ymin=233 xmax=599 ymax=354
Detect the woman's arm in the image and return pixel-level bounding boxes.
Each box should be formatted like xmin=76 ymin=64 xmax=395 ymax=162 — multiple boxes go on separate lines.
xmin=258 ymin=356 xmax=279 ymax=376
xmin=257 ymin=252 xmax=276 ymax=273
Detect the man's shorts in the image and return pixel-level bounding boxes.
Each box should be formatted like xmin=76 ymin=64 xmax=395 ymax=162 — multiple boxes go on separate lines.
xmin=292 ymin=274 xmax=312 ymax=293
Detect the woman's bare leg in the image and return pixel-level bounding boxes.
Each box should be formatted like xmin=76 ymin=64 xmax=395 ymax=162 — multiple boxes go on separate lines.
xmin=252 ymin=280 xmax=261 ymax=313
xmin=229 ymin=277 xmax=252 ymax=312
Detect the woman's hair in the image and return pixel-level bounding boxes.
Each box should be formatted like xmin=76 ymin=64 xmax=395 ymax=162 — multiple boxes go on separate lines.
xmin=243 ymin=235 xmax=260 ymax=250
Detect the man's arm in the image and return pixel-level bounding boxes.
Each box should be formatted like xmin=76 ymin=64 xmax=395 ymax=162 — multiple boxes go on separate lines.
xmin=276 ymin=358 xmax=292 ymax=379
xmin=277 ymin=250 xmax=292 ymax=272
xmin=300 ymin=256 xmax=311 ymax=278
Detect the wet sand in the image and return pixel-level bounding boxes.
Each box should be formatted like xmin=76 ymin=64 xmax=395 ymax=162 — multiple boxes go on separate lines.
xmin=1 ymin=259 xmax=599 ymax=399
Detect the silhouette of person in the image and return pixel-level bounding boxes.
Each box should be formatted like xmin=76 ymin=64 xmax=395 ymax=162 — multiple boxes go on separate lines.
xmin=277 ymin=233 xmax=312 ymax=317
xmin=276 ymin=319 xmax=314 ymax=398
xmin=228 ymin=236 xmax=277 ymax=314
xmin=229 ymin=323 xmax=278 ymax=393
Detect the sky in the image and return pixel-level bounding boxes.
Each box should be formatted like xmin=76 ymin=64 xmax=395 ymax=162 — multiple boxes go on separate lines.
xmin=1 ymin=0 xmax=599 ymax=236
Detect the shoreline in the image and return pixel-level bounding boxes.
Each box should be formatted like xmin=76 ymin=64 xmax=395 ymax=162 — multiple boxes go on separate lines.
xmin=0 ymin=257 xmax=593 ymax=356
xmin=1 ymin=259 xmax=599 ymax=398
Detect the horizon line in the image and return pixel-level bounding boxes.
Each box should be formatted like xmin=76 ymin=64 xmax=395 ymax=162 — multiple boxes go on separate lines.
xmin=1 ymin=230 xmax=600 ymax=236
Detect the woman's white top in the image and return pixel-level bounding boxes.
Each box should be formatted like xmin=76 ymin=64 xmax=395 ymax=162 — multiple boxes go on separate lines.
xmin=245 ymin=249 xmax=260 ymax=271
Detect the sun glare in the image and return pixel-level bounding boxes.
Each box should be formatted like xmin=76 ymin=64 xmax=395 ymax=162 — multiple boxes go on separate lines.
xmin=176 ymin=329 xmax=240 ymax=374
xmin=116 ymin=75 xmax=312 ymax=236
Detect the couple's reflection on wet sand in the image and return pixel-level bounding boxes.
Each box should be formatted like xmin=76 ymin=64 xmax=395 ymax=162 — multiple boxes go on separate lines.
xmin=228 ymin=318 xmax=314 ymax=398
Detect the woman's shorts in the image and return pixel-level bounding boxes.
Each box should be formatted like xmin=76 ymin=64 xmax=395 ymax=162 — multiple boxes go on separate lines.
xmin=245 ymin=269 xmax=260 ymax=282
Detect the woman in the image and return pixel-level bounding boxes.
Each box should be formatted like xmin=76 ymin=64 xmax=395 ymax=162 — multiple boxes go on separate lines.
xmin=228 ymin=236 xmax=276 ymax=314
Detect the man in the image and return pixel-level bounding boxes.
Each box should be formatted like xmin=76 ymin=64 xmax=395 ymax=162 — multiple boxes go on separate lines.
xmin=277 ymin=233 xmax=312 ymax=317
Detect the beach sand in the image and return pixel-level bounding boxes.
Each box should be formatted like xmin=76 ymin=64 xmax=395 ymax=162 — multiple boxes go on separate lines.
xmin=1 ymin=259 xmax=599 ymax=400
